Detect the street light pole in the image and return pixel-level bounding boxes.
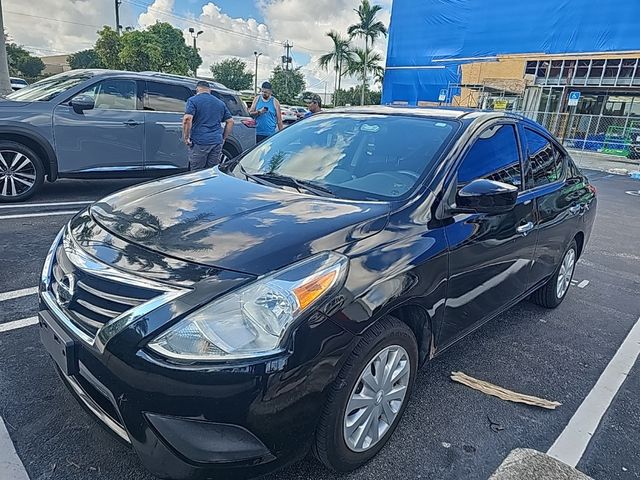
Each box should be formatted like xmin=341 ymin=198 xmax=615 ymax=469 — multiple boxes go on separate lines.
xmin=188 ymin=27 xmax=203 ymax=51
xmin=254 ymin=51 xmax=262 ymax=94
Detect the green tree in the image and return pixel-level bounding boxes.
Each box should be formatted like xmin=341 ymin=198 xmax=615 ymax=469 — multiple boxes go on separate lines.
xmin=68 ymin=49 xmax=103 ymax=69
xmin=334 ymin=86 xmax=380 ymax=106
xmin=347 ymin=0 xmax=387 ymax=105
xmin=210 ymin=57 xmax=253 ymax=90
xmin=269 ymin=66 xmax=305 ymax=104
xmin=346 ymin=47 xmax=384 ymax=104
xmin=119 ymin=30 xmax=162 ymax=71
xmin=5 ymin=43 xmax=31 ymax=76
xmin=95 ymin=26 xmax=122 ymax=69
xmin=318 ymin=30 xmax=352 ymax=106
xmin=146 ymin=22 xmax=201 ymax=75
xmin=16 ymin=56 xmax=44 ymax=78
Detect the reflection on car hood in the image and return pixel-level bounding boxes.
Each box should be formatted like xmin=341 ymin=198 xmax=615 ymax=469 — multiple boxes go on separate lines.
xmin=90 ymin=169 xmax=390 ymax=275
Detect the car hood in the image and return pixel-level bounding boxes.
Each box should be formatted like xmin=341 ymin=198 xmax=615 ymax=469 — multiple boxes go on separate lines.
xmin=0 ymin=99 xmax=32 ymax=107
xmin=90 ymin=169 xmax=390 ymax=275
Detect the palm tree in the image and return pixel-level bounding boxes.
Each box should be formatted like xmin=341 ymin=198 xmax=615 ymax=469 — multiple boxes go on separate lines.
xmin=346 ymin=47 xmax=383 ymax=105
xmin=0 ymin=1 xmax=13 ymax=96
xmin=347 ymin=0 xmax=387 ymax=105
xmin=318 ymin=31 xmax=352 ymax=107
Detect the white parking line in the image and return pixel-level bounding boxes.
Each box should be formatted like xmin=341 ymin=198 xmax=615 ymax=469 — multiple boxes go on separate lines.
xmin=0 ymin=287 xmax=38 ymax=302
xmin=0 ymin=417 xmax=30 ymax=480
xmin=0 ymin=317 xmax=39 ymax=333
xmin=577 ymin=280 xmax=590 ymax=289
xmin=0 ymin=211 xmax=78 ymax=220
xmin=0 ymin=200 xmax=93 ymax=210
xmin=547 ymin=315 xmax=640 ymax=467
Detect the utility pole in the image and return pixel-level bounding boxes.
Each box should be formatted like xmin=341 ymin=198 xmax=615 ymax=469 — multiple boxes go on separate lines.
xmin=254 ymin=51 xmax=262 ymax=94
xmin=283 ymin=41 xmax=293 ymax=71
xmin=114 ymin=0 xmax=121 ymax=35
xmin=0 ymin=0 xmax=12 ymax=97
xmin=324 ymin=82 xmax=327 ymax=107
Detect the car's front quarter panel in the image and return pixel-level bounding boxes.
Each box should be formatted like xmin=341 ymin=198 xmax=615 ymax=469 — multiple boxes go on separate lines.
xmin=331 ymin=191 xmax=449 ymax=359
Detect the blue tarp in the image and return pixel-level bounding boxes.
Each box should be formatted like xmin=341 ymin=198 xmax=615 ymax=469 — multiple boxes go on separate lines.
xmin=382 ymin=0 xmax=640 ymax=104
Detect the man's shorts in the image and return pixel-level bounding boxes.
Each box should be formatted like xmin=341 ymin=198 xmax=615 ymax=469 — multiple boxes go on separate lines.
xmin=189 ymin=143 xmax=223 ymax=170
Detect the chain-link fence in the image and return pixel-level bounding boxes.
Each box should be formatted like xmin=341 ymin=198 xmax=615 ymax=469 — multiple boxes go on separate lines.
xmin=517 ymin=111 xmax=640 ymax=158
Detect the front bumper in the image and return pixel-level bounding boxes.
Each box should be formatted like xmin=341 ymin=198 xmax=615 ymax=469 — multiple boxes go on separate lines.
xmin=39 ymin=299 xmax=355 ymax=480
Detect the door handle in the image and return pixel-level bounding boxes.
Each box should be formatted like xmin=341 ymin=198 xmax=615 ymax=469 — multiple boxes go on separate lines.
xmin=123 ymin=120 xmax=141 ymax=127
xmin=569 ymin=205 xmax=582 ymax=215
xmin=516 ymin=221 xmax=534 ymax=235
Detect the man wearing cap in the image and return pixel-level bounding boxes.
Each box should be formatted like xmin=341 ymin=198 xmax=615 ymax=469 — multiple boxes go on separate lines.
xmin=304 ymin=95 xmax=322 ymax=118
xmin=182 ymin=80 xmax=234 ymax=170
xmin=249 ymin=81 xmax=284 ymax=143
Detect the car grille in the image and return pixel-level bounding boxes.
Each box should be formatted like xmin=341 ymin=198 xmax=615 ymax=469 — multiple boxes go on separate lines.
xmin=49 ymin=242 xmax=162 ymax=337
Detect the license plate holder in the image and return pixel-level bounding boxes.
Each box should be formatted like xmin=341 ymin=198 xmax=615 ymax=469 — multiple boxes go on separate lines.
xmin=39 ymin=312 xmax=79 ymax=376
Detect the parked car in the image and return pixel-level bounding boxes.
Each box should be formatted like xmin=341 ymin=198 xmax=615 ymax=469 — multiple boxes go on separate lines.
xmin=280 ymin=106 xmax=299 ymax=124
xmin=10 ymin=77 xmax=28 ymax=90
xmin=39 ymin=106 xmax=596 ymax=479
xmin=0 ymin=69 xmax=256 ymax=202
xmin=291 ymin=105 xmax=309 ymax=119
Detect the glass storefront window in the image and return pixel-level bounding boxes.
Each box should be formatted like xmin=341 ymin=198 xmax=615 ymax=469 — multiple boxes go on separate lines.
xmin=548 ymin=60 xmax=563 ymax=83
xmin=603 ymin=59 xmax=621 ymax=85
xmin=525 ymin=61 xmax=537 ymax=76
xmin=576 ymin=94 xmax=604 ymax=115
xmin=619 ymin=59 xmax=636 ymax=86
xmin=562 ymin=60 xmax=576 ymax=85
xmin=587 ymin=60 xmax=604 ymax=85
xmin=603 ymin=95 xmax=632 ymax=116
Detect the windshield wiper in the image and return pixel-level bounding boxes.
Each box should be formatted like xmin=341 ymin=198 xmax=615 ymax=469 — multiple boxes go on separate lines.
xmin=237 ymin=165 xmax=283 ymax=189
xmin=257 ymin=173 xmax=336 ymax=198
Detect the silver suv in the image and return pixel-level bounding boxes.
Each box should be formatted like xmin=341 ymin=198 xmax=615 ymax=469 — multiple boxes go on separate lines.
xmin=0 ymin=69 xmax=256 ymax=202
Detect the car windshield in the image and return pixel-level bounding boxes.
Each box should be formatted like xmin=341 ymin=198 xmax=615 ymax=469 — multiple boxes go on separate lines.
xmin=232 ymin=113 xmax=457 ymax=201
xmin=7 ymin=71 xmax=93 ymax=102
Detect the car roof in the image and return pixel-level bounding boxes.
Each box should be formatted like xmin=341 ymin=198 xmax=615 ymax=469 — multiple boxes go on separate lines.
xmin=73 ymin=69 xmax=239 ymax=95
xmin=328 ymin=105 xmax=544 ymax=127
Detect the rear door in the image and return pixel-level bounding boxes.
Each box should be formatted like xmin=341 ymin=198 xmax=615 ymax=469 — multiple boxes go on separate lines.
xmin=143 ymin=80 xmax=193 ymax=171
xmin=53 ymin=78 xmax=144 ymax=173
xmin=211 ymin=91 xmax=255 ymax=156
xmin=520 ymin=126 xmax=584 ymax=287
xmin=440 ymin=122 xmax=538 ymax=345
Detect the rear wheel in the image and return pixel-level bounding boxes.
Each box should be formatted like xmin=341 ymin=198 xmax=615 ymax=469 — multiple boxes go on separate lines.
xmin=531 ymin=240 xmax=577 ymax=308
xmin=313 ymin=316 xmax=418 ymax=472
xmin=0 ymin=141 xmax=45 ymax=203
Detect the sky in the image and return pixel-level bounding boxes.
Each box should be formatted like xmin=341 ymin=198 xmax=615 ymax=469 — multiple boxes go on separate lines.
xmin=2 ymin=0 xmax=393 ymax=93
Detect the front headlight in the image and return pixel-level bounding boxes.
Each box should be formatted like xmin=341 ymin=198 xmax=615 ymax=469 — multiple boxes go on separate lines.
xmin=147 ymin=252 xmax=349 ymax=361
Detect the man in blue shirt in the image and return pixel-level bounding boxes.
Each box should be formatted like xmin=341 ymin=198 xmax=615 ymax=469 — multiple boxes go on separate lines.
xmin=249 ymin=82 xmax=284 ymax=143
xmin=182 ymin=80 xmax=234 ymax=169
xmin=304 ymin=96 xmax=322 ymax=118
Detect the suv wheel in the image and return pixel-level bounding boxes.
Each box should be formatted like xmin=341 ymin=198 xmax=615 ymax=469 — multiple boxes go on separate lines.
xmin=531 ymin=239 xmax=578 ymax=308
xmin=313 ymin=316 xmax=418 ymax=472
xmin=0 ymin=141 xmax=45 ymax=202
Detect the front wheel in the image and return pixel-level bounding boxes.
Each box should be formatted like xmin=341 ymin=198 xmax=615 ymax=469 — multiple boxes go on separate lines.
xmin=0 ymin=141 xmax=45 ymax=202
xmin=531 ymin=240 xmax=578 ymax=308
xmin=313 ymin=316 xmax=418 ymax=472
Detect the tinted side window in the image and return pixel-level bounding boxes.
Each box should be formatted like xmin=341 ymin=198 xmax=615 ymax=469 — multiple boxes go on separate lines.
xmin=212 ymin=92 xmax=248 ymax=117
xmin=458 ymin=124 xmax=523 ymax=189
xmin=524 ymin=128 xmax=563 ymax=186
xmin=79 ymin=79 xmax=137 ymax=110
xmin=144 ymin=81 xmax=192 ymax=112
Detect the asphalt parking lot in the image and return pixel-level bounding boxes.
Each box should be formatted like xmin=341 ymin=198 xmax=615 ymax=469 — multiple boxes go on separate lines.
xmin=0 ymin=171 xmax=639 ymax=480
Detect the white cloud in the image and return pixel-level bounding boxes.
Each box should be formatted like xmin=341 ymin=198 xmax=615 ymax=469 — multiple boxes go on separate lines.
xmin=3 ymin=0 xmax=391 ymax=96
xmin=2 ymin=0 xmax=137 ymax=55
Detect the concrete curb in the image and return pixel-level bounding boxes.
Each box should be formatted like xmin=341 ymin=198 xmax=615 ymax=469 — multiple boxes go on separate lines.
xmin=489 ymin=449 xmax=592 ymax=480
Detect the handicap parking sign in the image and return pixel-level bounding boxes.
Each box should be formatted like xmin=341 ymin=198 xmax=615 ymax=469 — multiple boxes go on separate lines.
xmin=568 ymin=91 xmax=581 ymax=106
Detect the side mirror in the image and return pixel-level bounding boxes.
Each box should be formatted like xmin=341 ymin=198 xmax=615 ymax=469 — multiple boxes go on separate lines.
xmin=455 ymin=179 xmax=518 ymax=215
xmin=70 ymin=95 xmax=95 ymax=114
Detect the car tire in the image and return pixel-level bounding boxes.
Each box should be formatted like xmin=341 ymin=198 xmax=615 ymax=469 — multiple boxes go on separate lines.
xmin=0 ymin=141 xmax=45 ymax=203
xmin=313 ymin=315 xmax=418 ymax=472
xmin=530 ymin=240 xmax=578 ymax=309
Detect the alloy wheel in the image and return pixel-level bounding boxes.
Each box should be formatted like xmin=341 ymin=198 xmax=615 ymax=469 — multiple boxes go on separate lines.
xmin=0 ymin=150 xmax=36 ymax=197
xmin=556 ymin=248 xmax=576 ymax=299
xmin=343 ymin=345 xmax=411 ymax=453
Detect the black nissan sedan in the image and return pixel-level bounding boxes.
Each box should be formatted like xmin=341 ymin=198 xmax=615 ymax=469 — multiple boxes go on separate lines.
xmin=38 ymin=106 xmax=596 ymax=479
